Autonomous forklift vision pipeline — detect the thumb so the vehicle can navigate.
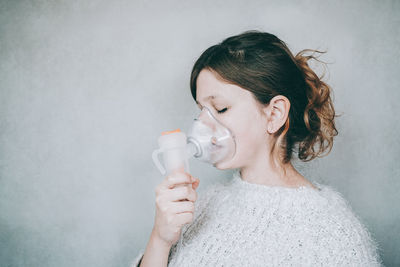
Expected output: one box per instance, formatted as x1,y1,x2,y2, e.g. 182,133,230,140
192,178,200,190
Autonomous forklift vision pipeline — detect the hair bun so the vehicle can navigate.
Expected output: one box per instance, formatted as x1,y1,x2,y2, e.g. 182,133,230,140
294,49,339,161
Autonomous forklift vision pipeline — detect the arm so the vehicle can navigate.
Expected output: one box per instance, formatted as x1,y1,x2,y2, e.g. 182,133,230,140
137,229,172,267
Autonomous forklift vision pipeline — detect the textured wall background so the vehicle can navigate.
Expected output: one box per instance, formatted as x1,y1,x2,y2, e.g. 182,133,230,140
0,0,399,266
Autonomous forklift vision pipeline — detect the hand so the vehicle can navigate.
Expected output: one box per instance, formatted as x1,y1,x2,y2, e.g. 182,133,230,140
152,168,200,247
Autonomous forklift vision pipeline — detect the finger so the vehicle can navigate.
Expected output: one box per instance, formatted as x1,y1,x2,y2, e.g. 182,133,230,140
169,201,195,214
163,172,194,189
175,212,194,227
168,186,197,202
192,178,200,190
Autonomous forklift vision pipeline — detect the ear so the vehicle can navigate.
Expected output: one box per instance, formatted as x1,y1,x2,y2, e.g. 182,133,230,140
262,95,290,134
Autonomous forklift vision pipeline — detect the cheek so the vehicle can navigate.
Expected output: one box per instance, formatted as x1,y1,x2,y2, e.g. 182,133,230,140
227,110,266,159
236,123,262,158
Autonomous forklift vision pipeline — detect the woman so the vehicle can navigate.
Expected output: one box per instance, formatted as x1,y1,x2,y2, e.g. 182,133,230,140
132,30,383,266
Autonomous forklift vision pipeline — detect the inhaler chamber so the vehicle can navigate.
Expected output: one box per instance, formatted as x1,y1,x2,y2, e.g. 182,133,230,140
187,106,236,166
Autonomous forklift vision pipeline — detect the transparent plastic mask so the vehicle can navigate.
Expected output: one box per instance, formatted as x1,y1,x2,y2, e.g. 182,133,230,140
186,106,236,166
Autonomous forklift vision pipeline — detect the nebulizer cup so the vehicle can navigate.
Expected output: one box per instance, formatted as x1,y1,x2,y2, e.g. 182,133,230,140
151,129,190,176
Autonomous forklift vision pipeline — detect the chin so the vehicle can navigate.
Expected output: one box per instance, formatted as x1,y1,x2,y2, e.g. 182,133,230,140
214,158,238,170
214,164,229,170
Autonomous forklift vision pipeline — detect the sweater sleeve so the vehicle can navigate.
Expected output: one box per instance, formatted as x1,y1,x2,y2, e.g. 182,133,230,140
270,187,384,267
335,215,382,265
312,195,384,266
129,248,144,267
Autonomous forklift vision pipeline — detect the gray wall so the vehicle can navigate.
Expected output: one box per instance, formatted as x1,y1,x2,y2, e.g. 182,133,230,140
0,0,398,266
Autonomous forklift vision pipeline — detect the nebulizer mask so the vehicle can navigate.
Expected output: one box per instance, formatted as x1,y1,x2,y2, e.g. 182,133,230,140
152,106,236,175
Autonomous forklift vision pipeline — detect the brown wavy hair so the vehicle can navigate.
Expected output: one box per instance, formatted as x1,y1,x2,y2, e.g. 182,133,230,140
190,30,339,166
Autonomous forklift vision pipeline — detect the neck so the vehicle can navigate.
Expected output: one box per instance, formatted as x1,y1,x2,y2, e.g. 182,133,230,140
239,152,315,189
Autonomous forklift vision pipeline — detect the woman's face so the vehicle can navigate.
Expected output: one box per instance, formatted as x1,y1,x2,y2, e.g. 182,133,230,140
195,68,271,170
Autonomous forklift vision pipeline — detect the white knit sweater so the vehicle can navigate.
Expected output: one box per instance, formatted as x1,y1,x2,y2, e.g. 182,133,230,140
132,169,383,266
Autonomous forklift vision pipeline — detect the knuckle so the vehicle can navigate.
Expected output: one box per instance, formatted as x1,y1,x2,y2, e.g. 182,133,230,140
178,172,189,181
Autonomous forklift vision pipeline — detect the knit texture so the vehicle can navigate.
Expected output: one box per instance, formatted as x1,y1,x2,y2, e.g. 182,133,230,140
132,169,383,266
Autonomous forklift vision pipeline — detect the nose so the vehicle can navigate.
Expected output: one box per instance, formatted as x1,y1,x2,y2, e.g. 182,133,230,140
198,107,217,131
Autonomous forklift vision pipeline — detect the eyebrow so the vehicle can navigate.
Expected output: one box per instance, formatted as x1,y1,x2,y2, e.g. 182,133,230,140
195,95,221,105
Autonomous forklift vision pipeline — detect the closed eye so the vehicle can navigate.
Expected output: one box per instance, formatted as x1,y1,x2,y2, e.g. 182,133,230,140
217,108,228,114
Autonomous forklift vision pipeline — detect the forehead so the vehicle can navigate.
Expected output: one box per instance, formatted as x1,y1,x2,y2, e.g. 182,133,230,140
196,69,249,103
